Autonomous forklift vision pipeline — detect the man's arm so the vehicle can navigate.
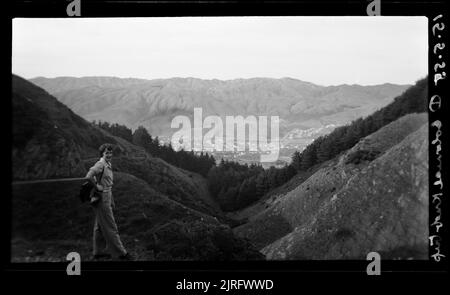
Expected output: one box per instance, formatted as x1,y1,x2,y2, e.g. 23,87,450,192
86,161,103,183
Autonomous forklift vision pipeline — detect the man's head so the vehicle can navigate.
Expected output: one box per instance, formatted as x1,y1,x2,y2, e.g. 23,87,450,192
99,143,114,162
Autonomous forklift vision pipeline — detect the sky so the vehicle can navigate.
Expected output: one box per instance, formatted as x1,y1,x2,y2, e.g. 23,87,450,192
12,17,427,86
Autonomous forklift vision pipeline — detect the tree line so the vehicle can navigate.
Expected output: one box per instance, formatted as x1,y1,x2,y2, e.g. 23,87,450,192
207,160,297,211
92,120,298,211
92,121,215,177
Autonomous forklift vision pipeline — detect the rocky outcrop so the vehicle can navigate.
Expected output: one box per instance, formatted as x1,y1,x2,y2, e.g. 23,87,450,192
234,113,428,259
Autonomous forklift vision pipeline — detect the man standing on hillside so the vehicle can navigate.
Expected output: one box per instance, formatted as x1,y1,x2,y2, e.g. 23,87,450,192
86,143,133,260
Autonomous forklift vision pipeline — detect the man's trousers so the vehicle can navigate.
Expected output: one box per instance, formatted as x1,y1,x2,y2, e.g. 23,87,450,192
92,190,127,257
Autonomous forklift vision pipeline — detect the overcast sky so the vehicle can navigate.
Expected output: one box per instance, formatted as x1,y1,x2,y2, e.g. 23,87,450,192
12,17,427,86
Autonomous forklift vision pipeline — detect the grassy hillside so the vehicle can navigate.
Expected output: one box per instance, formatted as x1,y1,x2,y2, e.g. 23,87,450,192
12,74,122,180
13,74,221,218
13,75,116,157
12,172,263,261
11,74,262,261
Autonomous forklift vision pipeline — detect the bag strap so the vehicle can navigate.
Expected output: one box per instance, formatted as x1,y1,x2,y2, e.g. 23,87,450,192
96,166,105,185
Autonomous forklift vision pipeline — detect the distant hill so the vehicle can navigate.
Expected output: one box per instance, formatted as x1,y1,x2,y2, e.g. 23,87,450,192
29,76,410,138
30,76,150,93
233,113,428,259
11,74,263,261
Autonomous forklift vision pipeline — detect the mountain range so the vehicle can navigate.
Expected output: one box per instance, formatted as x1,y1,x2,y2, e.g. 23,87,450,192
30,76,410,141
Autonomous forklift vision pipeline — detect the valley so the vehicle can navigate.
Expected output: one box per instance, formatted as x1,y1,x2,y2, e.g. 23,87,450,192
11,74,429,261
30,76,410,167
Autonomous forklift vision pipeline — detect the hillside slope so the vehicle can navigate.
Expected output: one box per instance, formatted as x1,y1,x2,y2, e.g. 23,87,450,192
12,172,262,261
12,74,220,217
234,113,428,259
12,74,261,261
